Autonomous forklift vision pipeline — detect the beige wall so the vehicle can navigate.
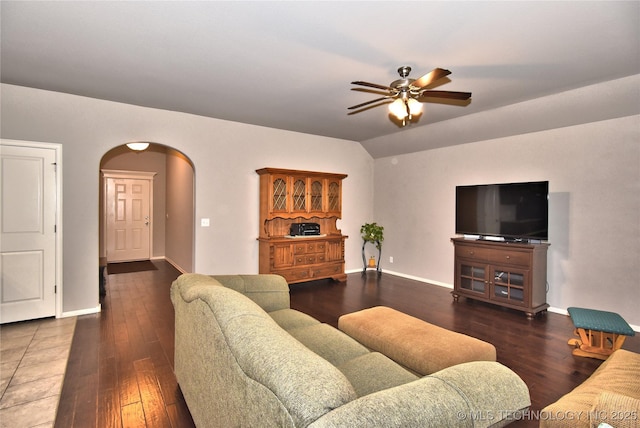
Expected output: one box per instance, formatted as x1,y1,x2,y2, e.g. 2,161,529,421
1,83,374,314
373,115,640,326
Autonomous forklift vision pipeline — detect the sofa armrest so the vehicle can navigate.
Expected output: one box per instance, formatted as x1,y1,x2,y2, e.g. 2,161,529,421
309,361,530,428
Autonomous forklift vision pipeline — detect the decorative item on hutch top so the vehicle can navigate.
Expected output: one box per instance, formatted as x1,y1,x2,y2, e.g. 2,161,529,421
256,168,347,284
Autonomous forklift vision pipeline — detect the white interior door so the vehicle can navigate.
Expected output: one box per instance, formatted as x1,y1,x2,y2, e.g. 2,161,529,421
104,171,154,263
1,143,58,324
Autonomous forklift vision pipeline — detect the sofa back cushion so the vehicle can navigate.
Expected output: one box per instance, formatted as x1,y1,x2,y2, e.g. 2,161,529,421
186,282,357,427
210,274,291,312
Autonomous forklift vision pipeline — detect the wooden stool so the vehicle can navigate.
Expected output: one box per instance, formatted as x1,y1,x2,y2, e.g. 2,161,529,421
567,307,635,360
338,306,496,375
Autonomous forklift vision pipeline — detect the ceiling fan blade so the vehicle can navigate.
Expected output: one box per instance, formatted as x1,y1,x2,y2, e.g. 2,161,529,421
351,81,393,91
420,90,472,100
351,87,390,96
411,68,451,89
348,96,393,110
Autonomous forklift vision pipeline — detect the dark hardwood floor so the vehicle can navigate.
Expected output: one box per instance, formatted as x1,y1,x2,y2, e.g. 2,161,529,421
56,260,640,427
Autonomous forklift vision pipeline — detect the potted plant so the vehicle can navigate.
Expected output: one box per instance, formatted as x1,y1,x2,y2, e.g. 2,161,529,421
361,222,384,250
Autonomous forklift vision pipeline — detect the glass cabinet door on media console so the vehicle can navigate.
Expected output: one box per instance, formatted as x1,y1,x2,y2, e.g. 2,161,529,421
491,267,528,306
456,261,490,298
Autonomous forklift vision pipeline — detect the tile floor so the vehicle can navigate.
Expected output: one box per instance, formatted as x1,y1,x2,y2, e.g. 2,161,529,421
0,316,76,428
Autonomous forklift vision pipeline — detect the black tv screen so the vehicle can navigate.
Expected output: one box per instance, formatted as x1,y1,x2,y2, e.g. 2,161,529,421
455,181,549,241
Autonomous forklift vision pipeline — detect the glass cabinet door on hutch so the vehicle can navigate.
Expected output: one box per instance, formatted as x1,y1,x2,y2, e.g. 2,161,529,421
308,178,324,215
269,175,289,215
290,176,307,214
326,179,342,216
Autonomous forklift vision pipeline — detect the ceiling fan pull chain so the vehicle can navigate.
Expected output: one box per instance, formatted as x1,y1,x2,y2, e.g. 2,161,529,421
404,99,411,121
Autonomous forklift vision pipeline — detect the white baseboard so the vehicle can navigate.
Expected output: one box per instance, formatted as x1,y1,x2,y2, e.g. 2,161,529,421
163,256,188,274
547,306,568,316
61,304,101,318
345,268,452,289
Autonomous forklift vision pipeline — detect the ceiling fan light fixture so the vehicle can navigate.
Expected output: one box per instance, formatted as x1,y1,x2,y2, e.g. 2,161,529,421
126,141,150,151
389,97,422,121
389,98,409,119
407,98,422,115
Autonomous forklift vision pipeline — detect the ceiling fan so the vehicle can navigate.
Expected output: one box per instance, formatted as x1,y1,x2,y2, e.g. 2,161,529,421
348,66,471,126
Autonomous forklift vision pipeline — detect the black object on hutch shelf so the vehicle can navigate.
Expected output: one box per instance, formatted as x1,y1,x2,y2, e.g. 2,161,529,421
451,237,550,319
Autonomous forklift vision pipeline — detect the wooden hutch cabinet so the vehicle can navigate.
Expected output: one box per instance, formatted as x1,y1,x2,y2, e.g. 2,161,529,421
451,237,550,318
257,168,347,284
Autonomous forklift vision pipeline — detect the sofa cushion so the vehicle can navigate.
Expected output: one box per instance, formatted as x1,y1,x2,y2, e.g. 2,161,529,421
309,361,530,428
337,352,419,397
427,361,531,418
269,308,321,331
287,323,370,367
189,283,357,427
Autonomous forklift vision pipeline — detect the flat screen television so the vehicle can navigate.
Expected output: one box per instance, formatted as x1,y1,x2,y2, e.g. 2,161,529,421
455,181,549,241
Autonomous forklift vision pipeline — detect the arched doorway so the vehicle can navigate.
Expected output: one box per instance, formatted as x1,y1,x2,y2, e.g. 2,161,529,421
98,143,195,273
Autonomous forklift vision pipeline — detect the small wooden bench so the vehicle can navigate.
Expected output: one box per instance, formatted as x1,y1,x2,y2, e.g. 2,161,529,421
338,306,496,375
567,307,635,360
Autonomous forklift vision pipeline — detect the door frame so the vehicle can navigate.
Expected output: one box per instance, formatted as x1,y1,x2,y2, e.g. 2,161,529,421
101,169,156,262
0,139,63,319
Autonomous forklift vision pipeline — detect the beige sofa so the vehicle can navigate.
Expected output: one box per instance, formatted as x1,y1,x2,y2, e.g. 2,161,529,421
540,349,640,428
171,273,531,427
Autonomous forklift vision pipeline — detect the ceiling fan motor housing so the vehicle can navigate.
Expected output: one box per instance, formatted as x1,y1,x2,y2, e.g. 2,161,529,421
392,66,420,94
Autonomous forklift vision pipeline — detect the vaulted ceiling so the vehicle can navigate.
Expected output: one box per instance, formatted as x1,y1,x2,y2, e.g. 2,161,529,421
2,1,639,158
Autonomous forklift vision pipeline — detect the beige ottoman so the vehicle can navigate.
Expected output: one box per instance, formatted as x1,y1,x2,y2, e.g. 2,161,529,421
338,306,496,375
